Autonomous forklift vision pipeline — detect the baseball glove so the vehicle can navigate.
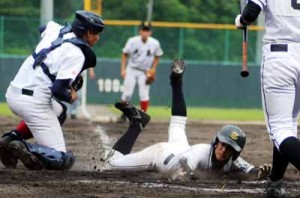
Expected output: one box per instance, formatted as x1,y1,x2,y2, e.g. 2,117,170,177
145,70,156,85
72,75,84,91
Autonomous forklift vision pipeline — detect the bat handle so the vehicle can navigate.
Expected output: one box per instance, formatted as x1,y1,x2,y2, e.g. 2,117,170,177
241,29,249,77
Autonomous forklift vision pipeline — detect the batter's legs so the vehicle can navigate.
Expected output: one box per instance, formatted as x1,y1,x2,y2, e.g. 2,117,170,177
269,146,289,181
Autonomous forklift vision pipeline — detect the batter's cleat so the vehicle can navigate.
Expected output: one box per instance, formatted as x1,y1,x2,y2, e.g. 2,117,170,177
266,179,286,198
8,140,44,170
115,102,151,128
170,59,185,85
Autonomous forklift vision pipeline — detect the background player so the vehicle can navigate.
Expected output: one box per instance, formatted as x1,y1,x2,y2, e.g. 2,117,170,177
118,21,163,121
235,1,300,197
3,11,104,170
102,60,270,180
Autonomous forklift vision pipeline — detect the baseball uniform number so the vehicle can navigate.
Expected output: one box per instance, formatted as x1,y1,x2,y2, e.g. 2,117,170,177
292,0,300,9
275,0,300,16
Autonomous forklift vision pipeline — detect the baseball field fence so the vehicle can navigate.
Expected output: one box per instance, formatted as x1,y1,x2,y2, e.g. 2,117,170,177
0,16,264,108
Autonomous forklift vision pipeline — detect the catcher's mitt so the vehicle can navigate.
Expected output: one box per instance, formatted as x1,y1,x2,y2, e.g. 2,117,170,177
72,75,84,91
145,70,156,85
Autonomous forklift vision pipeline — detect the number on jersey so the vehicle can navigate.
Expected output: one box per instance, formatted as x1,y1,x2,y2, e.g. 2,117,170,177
275,0,300,15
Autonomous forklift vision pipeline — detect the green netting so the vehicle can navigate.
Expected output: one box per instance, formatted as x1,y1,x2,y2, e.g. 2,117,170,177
0,16,262,64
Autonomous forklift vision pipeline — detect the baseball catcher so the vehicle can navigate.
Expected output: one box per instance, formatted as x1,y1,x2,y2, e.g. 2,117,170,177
1,10,104,170
101,60,271,180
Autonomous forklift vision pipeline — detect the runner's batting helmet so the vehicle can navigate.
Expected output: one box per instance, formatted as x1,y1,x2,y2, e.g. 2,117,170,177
72,10,105,37
211,125,246,160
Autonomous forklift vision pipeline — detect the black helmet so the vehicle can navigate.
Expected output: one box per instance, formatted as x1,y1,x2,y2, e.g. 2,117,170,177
212,125,246,153
72,10,105,37
139,21,152,31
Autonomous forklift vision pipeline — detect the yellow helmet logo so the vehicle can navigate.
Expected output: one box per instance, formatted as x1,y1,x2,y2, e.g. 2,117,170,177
230,131,239,140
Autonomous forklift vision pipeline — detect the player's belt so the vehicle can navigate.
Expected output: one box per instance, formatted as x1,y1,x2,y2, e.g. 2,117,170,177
130,67,147,72
270,44,288,52
22,89,34,96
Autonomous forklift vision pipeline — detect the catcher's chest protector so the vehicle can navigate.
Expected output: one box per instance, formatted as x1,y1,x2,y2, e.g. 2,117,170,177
32,23,96,82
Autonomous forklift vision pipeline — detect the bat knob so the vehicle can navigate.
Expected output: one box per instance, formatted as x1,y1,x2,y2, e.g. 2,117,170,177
240,70,249,78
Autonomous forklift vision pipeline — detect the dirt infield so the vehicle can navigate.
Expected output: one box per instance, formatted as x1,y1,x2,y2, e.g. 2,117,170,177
0,116,299,198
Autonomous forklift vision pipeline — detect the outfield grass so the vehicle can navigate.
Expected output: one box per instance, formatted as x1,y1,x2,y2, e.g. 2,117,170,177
147,106,264,121
111,105,265,121
0,103,264,121
0,103,13,116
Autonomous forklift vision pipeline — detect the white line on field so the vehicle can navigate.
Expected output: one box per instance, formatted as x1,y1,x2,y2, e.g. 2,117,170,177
95,125,115,164
96,125,113,149
71,179,264,194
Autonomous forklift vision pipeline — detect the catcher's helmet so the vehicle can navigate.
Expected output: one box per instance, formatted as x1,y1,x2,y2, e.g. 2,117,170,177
72,10,105,37
211,125,246,159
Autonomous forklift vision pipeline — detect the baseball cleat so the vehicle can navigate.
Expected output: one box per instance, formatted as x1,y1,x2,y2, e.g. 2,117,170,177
266,179,286,198
8,140,44,170
115,102,151,128
170,59,185,86
0,134,18,168
171,59,185,75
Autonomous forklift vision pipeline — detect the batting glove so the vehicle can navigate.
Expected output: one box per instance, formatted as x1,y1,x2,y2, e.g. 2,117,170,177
257,164,272,180
235,14,247,29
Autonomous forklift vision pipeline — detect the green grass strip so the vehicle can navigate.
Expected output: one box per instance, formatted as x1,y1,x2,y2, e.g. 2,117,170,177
0,103,13,116
112,105,264,121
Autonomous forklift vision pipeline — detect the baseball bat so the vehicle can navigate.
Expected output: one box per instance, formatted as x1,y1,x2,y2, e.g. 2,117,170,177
240,0,249,78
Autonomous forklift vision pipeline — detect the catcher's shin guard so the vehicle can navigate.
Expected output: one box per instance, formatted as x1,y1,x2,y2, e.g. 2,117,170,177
8,140,44,170
27,143,75,170
8,140,75,170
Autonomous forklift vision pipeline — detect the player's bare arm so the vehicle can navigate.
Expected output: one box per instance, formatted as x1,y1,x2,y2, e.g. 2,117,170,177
120,53,128,79
149,56,160,75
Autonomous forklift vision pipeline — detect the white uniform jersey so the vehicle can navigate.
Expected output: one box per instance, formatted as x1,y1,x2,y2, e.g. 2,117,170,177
166,144,254,174
252,0,300,43
123,35,163,71
104,116,254,175
10,21,85,93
